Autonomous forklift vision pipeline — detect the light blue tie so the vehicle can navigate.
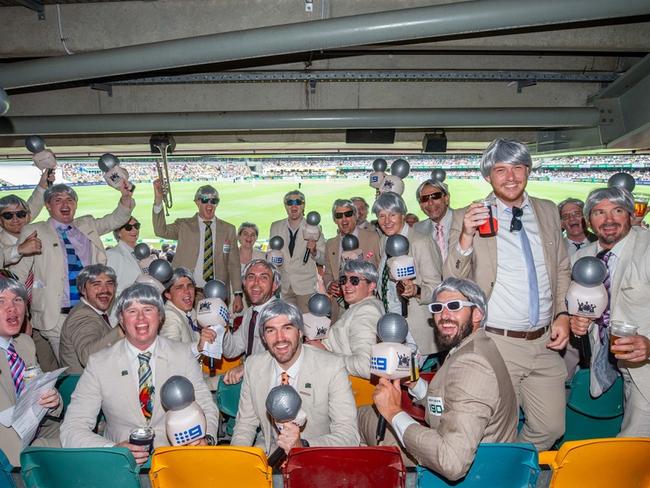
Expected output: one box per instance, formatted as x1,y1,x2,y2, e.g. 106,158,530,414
509,207,539,327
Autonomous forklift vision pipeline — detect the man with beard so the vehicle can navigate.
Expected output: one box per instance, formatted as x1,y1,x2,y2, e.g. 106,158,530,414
322,199,380,321
153,182,243,313
231,300,359,455
59,264,123,374
351,197,373,232
570,187,650,436
444,138,570,450
269,190,326,313
358,278,517,481
221,259,280,384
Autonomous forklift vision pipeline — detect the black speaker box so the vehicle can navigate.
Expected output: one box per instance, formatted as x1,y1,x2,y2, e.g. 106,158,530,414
422,133,447,153
346,129,395,144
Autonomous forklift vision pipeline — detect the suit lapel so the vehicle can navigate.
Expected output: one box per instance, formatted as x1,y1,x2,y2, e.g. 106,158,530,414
257,354,275,452
116,341,146,423
0,350,16,405
610,231,636,306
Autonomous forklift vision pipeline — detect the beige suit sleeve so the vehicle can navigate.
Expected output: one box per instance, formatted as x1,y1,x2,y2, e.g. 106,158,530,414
340,303,380,379
60,356,112,447
92,201,133,237
225,224,243,293
551,213,571,315
26,186,45,221
66,316,122,368
231,358,263,448
307,358,360,447
160,310,187,343
443,207,473,280
152,207,180,240
222,318,248,359
322,239,336,289
412,232,443,305
402,352,500,481
314,229,327,266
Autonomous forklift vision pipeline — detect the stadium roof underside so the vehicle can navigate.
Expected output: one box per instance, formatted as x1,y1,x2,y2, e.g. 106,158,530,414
0,0,649,158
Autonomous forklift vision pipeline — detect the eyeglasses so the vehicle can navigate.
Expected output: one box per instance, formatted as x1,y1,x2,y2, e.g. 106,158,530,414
428,300,475,314
339,275,370,286
334,210,354,219
509,206,523,232
560,211,582,221
419,192,445,204
285,199,304,206
198,197,219,205
1,211,28,220
121,222,141,231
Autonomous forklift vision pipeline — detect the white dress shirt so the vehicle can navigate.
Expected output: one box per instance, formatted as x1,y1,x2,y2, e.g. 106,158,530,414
486,194,553,331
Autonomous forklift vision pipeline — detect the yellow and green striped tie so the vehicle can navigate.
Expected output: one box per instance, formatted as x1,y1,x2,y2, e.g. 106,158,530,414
203,221,214,282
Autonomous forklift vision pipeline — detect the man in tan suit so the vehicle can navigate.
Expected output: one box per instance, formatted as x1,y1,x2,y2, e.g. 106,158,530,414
444,138,570,450
59,264,123,374
358,278,517,481
308,259,382,379
413,178,459,262
61,283,219,464
351,196,374,232
570,187,650,436
268,190,326,313
221,259,280,385
373,192,443,356
13,183,134,362
0,278,62,466
231,300,359,455
152,181,243,312
323,199,380,321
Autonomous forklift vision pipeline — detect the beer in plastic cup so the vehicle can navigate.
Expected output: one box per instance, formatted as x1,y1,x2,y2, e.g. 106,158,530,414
610,321,638,352
633,194,648,218
477,197,498,238
129,426,155,454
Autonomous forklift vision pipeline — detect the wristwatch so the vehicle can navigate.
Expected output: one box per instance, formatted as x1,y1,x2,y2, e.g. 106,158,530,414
204,434,216,446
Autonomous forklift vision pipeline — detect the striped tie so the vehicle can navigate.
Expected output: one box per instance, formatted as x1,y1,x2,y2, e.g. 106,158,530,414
25,269,34,304
58,227,83,306
138,352,154,420
203,221,214,282
7,343,25,397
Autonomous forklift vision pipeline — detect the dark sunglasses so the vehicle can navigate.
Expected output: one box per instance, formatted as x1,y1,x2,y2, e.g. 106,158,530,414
334,210,354,219
339,275,369,286
199,197,219,205
1,211,28,220
429,300,475,313
419,192,444,204
285,199,304,206
121,222,141,231
510,206,523,232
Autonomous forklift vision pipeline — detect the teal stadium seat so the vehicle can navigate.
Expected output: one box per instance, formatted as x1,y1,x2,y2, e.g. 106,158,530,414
562,368,623,444
20,447,141,488
216,375,242,437
0,449,16,488
416,443,540,488
55,374,81,412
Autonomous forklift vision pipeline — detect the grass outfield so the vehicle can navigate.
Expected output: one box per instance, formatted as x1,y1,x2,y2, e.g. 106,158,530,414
0,178,636,246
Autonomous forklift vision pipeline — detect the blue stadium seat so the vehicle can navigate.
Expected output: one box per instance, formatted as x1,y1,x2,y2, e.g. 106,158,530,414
20,447,141,488
0,449,16,488
216,376,242,437
416,443,540,488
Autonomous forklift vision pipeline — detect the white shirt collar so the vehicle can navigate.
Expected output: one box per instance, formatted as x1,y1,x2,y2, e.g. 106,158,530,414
0,336,13,351
125,336,158,358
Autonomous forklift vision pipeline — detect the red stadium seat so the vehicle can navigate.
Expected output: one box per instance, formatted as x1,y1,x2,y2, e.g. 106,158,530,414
282,446,406,488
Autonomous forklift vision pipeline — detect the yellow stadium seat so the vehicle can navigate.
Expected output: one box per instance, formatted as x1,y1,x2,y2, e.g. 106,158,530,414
539,437,650,487
349,375,378,407
201,355,242,376
149,446,272,488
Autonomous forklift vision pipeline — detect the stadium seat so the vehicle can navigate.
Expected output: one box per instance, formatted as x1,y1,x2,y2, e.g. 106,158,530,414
0,449,16,488
149,446,272,487
201,355,242,377
349,375,378,407
561,368,623,444
20,447,141,488
55,374,81,412
416,443,540,488
539,438,650,487
283,446,406,488
215,375,243,436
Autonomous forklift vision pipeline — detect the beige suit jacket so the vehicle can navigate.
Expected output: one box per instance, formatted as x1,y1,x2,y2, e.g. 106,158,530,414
378,226,443,354
0,334,62,466
403,329,518,481
323,296,382,379
160,301,199,345
231,345,360,453
0,186,46,268
268,218,326,296
444,195,570,317
575,227,650,402
60,336,219,448
12,203,133,332
59,302,123,375
152,210,242,294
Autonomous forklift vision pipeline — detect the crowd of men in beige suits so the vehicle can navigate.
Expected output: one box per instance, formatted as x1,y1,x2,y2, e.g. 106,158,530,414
0,137,648,481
